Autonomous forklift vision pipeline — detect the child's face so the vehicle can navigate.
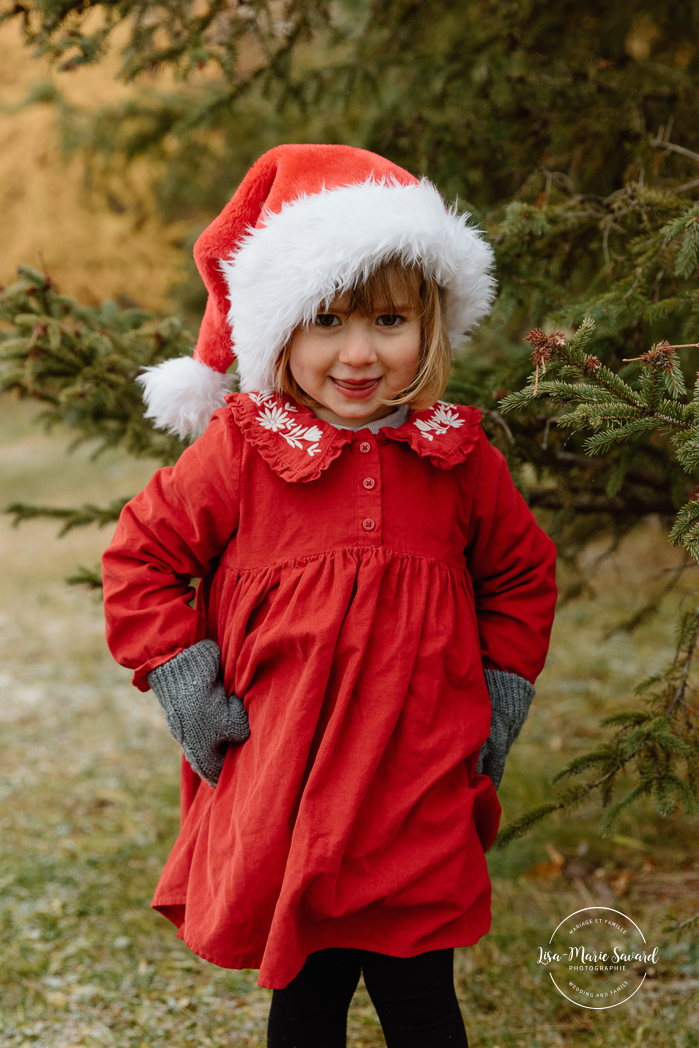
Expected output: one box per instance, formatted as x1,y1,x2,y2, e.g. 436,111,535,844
287,275,422,426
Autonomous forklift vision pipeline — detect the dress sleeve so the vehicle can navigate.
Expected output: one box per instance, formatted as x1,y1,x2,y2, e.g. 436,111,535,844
465,428,557,684
101,408,241,691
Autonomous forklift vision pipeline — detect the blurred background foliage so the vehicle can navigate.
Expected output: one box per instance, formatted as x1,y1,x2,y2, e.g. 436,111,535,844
2,1,699,839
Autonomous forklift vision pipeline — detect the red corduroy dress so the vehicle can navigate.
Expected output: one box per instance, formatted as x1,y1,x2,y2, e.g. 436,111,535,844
101,391,557,989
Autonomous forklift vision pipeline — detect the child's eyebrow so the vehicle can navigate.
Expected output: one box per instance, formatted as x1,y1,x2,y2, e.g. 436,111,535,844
372,302,413,314
318,302,414,316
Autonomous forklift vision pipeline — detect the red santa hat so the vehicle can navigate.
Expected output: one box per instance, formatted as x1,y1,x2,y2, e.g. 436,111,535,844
138,143,496,438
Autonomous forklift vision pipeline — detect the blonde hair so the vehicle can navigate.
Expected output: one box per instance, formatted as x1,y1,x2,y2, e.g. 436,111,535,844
274,261,452,412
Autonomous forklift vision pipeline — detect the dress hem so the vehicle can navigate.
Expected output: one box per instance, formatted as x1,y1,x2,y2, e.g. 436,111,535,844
156,927,493,989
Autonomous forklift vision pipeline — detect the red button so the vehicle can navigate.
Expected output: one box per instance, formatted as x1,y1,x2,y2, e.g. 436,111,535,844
363,477,375,490
362,518,376,531
359,441,371,454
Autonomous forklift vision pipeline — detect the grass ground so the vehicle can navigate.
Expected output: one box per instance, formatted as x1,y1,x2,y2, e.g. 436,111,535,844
0,393,697,1047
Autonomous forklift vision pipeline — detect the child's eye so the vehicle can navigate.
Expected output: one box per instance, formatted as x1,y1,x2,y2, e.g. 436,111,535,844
314,314,341,327
376,315,405,327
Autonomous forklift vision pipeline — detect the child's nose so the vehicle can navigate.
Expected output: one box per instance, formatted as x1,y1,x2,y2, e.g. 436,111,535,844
337,327,378,366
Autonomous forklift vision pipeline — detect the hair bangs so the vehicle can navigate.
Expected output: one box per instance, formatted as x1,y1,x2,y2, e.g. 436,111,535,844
339,263,425,319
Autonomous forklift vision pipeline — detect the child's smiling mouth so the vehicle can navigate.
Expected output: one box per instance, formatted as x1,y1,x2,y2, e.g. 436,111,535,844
330,376,382,399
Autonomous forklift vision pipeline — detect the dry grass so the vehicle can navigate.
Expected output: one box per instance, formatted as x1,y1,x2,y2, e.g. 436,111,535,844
0,393,697,1047
0,21,187,309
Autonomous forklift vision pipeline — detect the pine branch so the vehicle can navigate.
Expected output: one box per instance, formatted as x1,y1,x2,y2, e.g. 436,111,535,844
494,767,620,848
65,567,104,590
527,488,676,517
5,499,129,536
667,610,699,714
0,2,335,83
0,266,191,464
497,599,699,848
666,909,699,932
0,268,191,582
498,323,699,844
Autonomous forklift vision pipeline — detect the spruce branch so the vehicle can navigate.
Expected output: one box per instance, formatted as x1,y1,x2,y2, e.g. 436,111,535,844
0,266,191,464
666,909,699,932
5,499,130,537
497,321,699,845
496,644,699,848
667,609,699,715
65,567,104,590
0,267,196,581
494,766,620,848
0,1,335,84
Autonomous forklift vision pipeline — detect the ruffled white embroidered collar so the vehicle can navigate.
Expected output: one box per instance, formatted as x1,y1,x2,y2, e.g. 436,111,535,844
227,391,483,483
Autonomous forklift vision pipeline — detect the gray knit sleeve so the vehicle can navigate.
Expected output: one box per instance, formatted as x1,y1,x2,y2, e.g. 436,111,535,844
147,639,250,788
475,669,535,791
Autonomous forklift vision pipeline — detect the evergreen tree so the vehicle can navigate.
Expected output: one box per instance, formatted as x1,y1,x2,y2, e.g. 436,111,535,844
3,0,699,849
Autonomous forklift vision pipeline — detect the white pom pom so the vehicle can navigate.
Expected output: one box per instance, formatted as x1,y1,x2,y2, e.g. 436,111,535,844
137,356,232,439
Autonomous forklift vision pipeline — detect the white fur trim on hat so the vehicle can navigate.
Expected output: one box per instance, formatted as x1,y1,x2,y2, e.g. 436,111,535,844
221,178,496,393
137,355,232,439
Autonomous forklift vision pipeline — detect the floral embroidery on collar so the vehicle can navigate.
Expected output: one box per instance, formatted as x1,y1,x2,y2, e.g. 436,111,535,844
227,391,482,482
227,391,353,483
384,400,481,470
249,392,324,456
413,402,465,441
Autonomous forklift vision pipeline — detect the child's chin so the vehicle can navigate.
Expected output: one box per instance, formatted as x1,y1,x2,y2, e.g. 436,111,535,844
327,390,384,415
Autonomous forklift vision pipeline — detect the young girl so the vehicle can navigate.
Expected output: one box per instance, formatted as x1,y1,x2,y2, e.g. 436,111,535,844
102,144,557,1047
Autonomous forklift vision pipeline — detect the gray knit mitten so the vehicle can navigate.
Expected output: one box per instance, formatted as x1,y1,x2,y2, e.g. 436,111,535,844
147,639,250,788
475,669,535,791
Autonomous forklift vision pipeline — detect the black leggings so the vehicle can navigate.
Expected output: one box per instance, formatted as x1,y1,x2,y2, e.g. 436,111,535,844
267,946,468,1047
